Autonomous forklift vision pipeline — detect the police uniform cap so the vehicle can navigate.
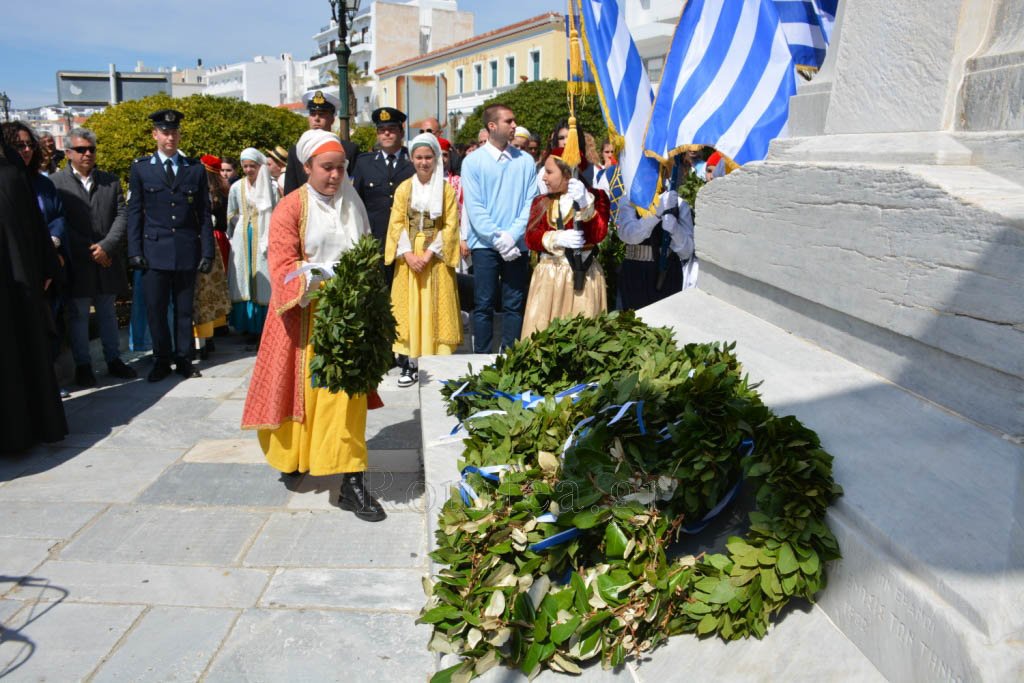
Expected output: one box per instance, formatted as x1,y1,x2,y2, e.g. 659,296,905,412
149,109,184,130
302,90,340,113
372,107,406,127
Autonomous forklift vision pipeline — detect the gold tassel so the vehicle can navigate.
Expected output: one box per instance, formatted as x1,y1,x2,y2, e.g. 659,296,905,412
561,115,582,169
569,24,584,84
565,3,594,95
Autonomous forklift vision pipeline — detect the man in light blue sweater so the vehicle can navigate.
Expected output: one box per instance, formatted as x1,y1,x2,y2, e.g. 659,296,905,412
461,103,538,352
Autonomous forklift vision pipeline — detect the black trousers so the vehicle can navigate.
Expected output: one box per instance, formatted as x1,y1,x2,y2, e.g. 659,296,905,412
143,268,196,364
618,255,683,311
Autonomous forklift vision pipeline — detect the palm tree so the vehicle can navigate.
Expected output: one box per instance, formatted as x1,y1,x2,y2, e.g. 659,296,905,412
327,62,369,122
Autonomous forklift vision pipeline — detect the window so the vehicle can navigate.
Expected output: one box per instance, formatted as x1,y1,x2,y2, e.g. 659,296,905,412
473,63,482,90
530,50,541,81
506,56,515,84
456,67,464,94
489,60,498,88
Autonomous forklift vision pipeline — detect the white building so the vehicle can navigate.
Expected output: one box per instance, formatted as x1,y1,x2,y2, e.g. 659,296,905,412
623,0,682,86
305,0,473,124
204,55,302,106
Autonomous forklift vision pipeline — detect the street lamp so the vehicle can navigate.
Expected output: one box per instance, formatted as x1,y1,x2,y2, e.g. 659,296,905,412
0,92,10,123
329,0,361,141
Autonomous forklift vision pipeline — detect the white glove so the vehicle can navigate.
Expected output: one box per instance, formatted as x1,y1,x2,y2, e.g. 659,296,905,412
536,172,549,196
500,246,522,262
663,210,695,260
553,230,585,249
656,190,679,217
567,178,589,208
493,231,515,254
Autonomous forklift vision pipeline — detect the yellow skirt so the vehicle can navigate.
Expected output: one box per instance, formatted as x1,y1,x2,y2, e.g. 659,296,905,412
257,306,368,476
521,253,607,338
193,315,227,339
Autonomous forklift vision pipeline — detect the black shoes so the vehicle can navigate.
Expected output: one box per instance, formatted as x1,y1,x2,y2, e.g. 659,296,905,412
175,359,202,379
339,472,386,522
397,366,417,388
148,362,173,382
107,358,138,379
199,339,216,360
74,364,97,388
396,356,418,388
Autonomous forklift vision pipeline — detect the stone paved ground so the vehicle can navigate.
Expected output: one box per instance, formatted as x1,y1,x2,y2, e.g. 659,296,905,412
0,334,437,681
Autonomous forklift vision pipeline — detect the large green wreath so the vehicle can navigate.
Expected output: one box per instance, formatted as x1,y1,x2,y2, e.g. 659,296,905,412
422,312,842,682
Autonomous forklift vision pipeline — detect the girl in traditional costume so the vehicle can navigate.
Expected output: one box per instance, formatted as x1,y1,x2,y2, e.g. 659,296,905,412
521,148,610,337
227,148,276,343
384,133,462,387
192,155,232,360
241,130,386,522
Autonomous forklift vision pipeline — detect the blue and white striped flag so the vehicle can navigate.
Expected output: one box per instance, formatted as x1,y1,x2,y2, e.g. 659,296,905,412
641,0,797,207
774,0,837,70
575,0,663,211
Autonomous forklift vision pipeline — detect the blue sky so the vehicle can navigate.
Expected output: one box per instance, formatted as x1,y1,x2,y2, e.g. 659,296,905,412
0,0,562,109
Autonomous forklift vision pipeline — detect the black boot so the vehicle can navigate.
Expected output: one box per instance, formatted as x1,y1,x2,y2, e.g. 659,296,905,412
339,472,386,522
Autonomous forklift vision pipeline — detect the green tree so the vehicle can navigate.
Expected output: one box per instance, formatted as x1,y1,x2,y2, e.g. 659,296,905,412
350,124,378,154
454,79,607,149
85,93,308,186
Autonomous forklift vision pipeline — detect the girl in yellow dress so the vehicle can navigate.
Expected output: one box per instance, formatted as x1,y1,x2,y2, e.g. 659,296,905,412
384,133,462,387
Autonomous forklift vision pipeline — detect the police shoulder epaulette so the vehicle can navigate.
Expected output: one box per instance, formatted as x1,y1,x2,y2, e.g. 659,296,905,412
133,155,151,164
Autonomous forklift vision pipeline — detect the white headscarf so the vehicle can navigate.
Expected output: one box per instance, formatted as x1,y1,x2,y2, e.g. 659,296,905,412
295,129,370,275
240,147,275,213
408,133,443,220
296,129,344,165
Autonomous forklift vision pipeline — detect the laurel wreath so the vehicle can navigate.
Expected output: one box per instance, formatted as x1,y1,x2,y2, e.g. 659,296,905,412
422,312,842,682
307,235,397,396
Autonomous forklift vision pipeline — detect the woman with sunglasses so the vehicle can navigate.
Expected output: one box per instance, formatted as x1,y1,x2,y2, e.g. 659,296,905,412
3,122,71,392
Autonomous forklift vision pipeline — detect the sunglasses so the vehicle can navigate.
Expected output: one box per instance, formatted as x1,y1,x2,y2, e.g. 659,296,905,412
419,128,435,134
13,141,36,149
70,145,96,154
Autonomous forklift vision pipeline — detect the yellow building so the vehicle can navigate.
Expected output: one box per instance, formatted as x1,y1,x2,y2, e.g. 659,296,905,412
376,12,568,131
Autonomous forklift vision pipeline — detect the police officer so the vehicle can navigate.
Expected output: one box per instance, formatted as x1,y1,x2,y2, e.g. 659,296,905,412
350,107,414,254
283,90,359,195
126,109,214,382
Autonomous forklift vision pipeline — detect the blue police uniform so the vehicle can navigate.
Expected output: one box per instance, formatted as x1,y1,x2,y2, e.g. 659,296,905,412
126,110,214,378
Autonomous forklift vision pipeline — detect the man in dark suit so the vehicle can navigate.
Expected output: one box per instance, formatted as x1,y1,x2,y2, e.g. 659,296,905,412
283,90,359,195
126,109,214,382
52,127,137,387
350,107,413,251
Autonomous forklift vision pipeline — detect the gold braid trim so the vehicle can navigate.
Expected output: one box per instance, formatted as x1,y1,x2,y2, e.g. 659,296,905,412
274,189,311,315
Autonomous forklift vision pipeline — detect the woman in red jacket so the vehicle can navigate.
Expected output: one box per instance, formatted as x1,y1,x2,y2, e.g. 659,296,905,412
521,148,610,338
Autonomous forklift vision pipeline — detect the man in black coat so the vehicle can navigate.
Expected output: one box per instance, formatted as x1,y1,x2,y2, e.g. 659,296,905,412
126,109,214,382
0,147,67,451
52,127,137,387
283,90,359,195
349,107,413,251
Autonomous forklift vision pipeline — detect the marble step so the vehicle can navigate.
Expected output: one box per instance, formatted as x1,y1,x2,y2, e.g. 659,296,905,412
638,290,1024,682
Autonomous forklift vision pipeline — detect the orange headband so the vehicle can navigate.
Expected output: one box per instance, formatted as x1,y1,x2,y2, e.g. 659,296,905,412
311,140,344,157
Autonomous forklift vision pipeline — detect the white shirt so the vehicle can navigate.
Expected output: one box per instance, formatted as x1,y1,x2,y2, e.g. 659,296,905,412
71,167,93,193
481,140,514,164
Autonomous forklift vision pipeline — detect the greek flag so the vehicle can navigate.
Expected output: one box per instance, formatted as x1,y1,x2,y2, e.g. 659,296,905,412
774,0,837,69
575,0,663,211
641,0,797,206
